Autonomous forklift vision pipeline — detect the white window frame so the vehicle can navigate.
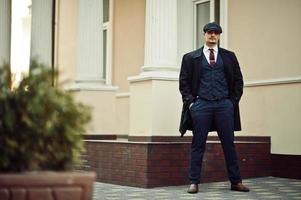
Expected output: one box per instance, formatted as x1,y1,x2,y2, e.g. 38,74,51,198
102,0,113,86
219,0,228,48
65,0,118,91
193,0,228,49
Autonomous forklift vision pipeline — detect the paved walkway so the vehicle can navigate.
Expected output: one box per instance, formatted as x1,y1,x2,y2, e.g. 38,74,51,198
93,176,301,200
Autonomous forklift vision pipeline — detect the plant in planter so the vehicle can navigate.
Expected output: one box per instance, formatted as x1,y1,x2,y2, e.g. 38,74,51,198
0,61,95,200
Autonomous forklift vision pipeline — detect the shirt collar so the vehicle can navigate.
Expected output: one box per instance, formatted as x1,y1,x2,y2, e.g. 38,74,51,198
204,44,218,53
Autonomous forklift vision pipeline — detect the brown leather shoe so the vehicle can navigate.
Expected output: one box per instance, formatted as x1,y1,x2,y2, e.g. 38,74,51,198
231,182,250,192
187,184,198,193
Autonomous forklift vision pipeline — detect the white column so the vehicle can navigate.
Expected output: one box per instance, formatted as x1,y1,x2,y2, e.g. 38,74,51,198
30,0,53,67
128,0,181,138
130,0,178,81
77,0,104,84
0,0,11,65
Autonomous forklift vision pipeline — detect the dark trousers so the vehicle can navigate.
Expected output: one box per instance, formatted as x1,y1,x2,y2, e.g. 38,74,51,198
189,98,241,184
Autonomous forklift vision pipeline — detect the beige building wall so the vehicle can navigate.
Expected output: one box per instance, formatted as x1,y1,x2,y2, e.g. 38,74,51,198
228,0,301,155
74,91,117,135
113,0,145,92
115,95,130,135
55,0,117,135
55,0,78,82
113,0,146,135
55,0,301,154
129,80,182,136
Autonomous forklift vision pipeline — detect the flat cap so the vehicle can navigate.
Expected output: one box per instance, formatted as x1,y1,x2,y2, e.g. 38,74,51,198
203,22,222,34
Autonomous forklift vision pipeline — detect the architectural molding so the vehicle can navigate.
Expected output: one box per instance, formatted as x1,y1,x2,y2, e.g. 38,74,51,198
143,0,178,71
116,92,130,98
128,70,179,83
129,70,301,86
141,65,179,72
128,75,301,85
64,82,118,91
245,76,301,87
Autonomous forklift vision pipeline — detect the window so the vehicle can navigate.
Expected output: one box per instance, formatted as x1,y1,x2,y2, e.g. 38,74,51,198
77,0,113,86
102,0,112,84
194,0,220,49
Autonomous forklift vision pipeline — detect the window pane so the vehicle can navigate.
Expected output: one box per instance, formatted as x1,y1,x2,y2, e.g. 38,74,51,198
215,0,220,24
196,2,209,49
103,29,107,79
103,0,109,23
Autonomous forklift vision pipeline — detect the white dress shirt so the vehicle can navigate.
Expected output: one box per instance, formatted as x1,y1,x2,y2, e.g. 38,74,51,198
203,44,218,64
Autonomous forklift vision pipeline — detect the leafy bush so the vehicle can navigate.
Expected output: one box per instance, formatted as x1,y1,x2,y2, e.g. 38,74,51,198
0,61,91,172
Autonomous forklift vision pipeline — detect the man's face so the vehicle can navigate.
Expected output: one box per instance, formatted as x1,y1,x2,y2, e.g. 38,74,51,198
204,31,220,46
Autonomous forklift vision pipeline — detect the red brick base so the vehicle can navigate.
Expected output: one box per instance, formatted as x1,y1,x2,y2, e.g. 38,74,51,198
84,136,271,188
271,154,301,179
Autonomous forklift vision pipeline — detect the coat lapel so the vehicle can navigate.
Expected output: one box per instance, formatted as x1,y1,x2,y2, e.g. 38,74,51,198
192,47,204,86
219,48,233,91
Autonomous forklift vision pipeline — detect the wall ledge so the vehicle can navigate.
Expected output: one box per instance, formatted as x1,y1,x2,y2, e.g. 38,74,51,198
245,76,301,87
64,82,118,91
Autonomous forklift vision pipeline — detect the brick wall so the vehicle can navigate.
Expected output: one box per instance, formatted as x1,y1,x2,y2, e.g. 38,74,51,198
271,154,301,179
84,136,271,188
85,142,148,187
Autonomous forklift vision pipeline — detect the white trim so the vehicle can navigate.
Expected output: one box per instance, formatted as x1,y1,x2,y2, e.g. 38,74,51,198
219,0,228,48
105,0,113,85
193,0,210,5
193,1,197,50
53,0,59,72
245,77,301,87
141,65,179,72
64,82,118,91
209,0,214,21
116,92,130,98
128,71,179,83
128,75,301,86
193,0,213,50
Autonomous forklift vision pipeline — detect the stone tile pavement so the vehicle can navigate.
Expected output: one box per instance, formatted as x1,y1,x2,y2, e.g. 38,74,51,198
93,177,301,200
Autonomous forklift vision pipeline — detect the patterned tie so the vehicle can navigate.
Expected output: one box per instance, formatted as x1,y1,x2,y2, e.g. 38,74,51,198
209,49,215,66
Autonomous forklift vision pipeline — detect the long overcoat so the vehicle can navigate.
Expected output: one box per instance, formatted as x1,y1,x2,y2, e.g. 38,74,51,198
179,47,244,136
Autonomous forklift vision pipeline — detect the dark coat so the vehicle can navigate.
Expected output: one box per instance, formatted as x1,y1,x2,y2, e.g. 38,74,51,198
179,47,244,136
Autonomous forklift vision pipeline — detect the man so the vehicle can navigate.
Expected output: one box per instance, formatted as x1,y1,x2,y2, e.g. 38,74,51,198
179,22,249,193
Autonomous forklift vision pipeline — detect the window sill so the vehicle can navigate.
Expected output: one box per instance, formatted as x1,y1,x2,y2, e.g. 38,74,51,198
64,82,118,91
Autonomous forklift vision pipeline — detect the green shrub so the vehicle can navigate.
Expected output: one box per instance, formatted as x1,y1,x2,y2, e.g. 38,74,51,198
0,61,91,172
